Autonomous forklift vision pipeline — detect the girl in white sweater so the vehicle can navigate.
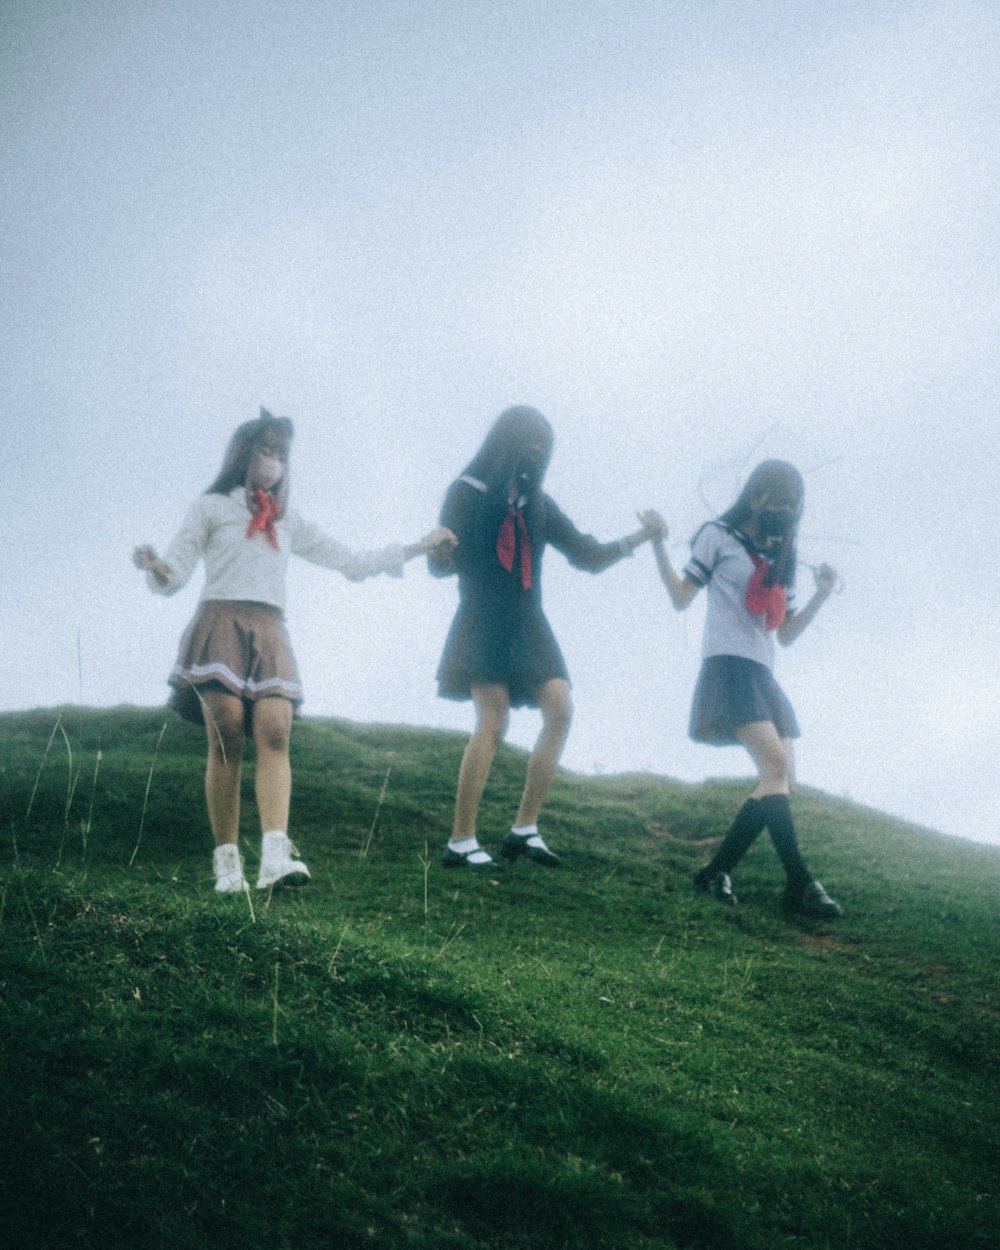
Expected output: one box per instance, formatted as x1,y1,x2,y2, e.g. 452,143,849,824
134,408,454,894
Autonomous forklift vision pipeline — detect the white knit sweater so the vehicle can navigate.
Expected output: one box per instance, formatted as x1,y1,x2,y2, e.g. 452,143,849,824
149,487,405,610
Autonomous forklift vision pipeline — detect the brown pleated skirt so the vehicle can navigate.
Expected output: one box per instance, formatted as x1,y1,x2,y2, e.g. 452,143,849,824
168,599,303,730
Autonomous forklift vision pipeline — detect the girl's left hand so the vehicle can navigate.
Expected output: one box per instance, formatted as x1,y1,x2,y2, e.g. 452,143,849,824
814,562,838,596
421,526,458,554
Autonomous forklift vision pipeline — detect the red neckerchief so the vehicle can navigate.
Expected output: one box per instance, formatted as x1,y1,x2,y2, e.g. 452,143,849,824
497,503,532,589
746,552,787,630
246,488,281,550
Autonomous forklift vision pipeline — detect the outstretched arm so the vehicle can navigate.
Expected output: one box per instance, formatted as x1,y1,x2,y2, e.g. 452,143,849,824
777,563,837,645
639,511,700,610
546,500,662,573
132,498,210,595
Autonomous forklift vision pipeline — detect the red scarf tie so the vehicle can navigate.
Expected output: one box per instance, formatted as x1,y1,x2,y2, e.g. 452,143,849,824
497,505,532,589
746,554,787,630
247,488,281,550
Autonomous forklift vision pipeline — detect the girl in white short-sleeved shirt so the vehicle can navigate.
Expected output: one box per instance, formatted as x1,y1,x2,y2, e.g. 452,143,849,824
642,460,842,918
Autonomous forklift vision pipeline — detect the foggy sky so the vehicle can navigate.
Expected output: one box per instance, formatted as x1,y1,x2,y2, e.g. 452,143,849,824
3,0,998,844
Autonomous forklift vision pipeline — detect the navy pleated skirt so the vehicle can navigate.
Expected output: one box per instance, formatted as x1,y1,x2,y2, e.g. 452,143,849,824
689,655,800,745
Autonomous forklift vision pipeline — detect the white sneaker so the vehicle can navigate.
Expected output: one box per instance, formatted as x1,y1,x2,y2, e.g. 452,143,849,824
256,830,311,890
213,843,249,893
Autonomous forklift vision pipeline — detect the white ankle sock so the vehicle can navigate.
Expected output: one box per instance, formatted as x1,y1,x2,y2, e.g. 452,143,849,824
448,836,481,853
512,824,548,849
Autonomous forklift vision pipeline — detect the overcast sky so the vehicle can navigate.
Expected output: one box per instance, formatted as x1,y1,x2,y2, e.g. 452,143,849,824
3,0,998,845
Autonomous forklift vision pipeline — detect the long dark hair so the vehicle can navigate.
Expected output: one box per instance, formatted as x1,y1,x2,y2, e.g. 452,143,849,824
206,407,294,514
717,459,803,587
461,405,554,528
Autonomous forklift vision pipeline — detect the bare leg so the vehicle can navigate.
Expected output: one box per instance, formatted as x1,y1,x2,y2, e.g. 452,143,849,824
515,678,573,826
451,683,510,841
200,688,246,847
252,696,294,833
784,737,797,791
735,720,792,797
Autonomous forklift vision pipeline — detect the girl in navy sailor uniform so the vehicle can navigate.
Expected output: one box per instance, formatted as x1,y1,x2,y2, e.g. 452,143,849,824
642,460,842,917
430,406,659,871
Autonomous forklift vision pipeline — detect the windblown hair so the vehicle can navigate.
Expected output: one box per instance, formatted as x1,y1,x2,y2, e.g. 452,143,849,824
461,405,554,529
716,459,804,587
206,408,294,514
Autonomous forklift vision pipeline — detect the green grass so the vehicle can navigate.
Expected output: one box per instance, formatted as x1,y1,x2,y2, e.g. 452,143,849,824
1,705,998,1249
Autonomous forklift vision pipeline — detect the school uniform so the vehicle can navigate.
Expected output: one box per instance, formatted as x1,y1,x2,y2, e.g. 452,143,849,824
683,521,800,744
150,486,406,726
432,475,634,707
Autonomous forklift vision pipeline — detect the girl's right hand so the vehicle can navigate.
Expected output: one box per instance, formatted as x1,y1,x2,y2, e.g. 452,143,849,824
132,545,158,570
133,545,171,586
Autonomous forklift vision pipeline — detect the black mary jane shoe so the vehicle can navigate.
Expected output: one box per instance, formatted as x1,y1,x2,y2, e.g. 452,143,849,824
694,869,737,906
500,832,561,867
441,845,502,873
783,879,843,918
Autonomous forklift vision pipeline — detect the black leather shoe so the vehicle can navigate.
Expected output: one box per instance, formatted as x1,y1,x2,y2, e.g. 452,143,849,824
441,845,501,872
500,832,560,867
694,869,737,906
783,880,842,917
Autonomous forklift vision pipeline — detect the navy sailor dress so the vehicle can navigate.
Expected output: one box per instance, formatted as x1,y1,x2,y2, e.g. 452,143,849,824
431,475,632,708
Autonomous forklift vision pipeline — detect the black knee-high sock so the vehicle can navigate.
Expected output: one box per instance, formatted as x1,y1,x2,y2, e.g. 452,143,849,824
707,798,767,875
757,794,811,890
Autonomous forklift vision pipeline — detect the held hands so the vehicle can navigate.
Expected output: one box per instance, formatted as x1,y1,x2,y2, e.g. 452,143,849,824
637,510,667,542
419,526,458,557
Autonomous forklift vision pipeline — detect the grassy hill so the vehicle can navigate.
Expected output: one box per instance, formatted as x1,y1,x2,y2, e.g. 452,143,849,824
1,705,998,1250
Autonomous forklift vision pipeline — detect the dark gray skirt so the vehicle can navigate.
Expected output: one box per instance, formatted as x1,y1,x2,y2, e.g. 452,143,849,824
436,601,569,708
689,655,800,745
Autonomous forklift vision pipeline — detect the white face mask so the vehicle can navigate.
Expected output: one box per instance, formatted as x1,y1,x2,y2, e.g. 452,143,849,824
254,455,284,490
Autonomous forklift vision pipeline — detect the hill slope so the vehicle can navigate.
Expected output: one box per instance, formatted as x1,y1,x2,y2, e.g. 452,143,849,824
1,706,998,1249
